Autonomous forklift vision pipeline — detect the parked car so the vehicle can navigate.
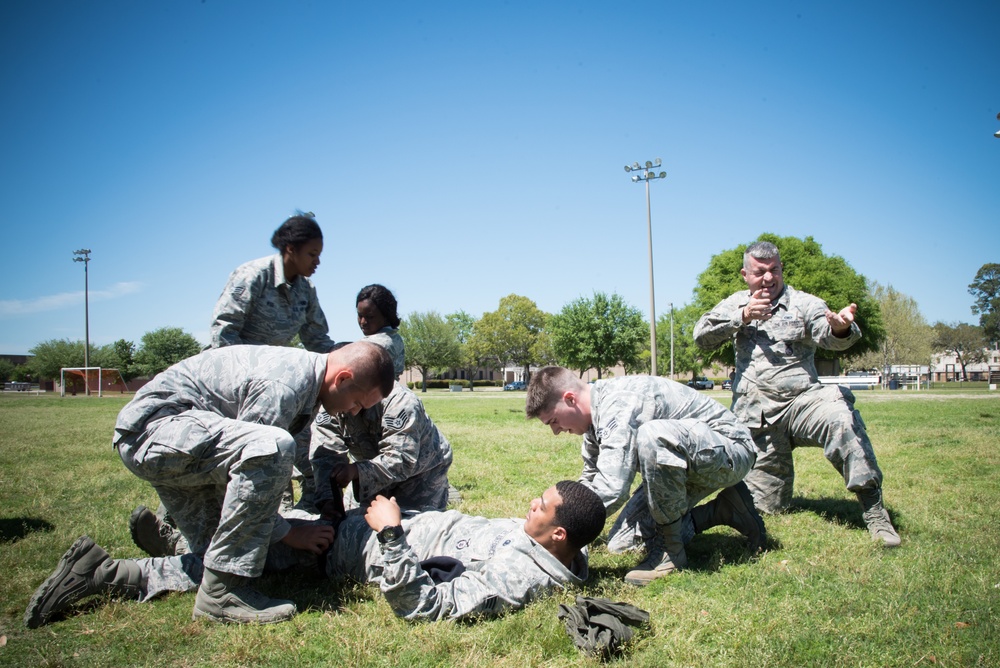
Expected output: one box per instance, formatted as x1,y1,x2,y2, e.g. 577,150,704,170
721,379,733,391
503,381,527,391
687,376,714,390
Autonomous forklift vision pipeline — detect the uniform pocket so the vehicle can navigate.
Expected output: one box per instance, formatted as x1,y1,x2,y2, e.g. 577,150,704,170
771,317,805,342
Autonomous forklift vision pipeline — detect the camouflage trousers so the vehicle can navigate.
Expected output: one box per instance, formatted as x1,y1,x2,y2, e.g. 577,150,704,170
136,512,368,601
342,463,452,514
116,410,296,578
606,490,696,554
286,425,316,512
744,383,883,514
632,419,756,529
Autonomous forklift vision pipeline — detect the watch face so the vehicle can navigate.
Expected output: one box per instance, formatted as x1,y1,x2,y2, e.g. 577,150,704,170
378,525,403,543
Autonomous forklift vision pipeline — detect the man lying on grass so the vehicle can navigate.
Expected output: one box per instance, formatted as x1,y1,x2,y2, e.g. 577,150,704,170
26,481,606,626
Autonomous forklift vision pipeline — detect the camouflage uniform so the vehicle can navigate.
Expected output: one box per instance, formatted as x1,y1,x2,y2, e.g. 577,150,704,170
693,285,883,513
209,254,338,352
113,346,327,577
581,376,756,548
365,327,405,379
132,509,589,622
311,382,453,512
209,253,342,510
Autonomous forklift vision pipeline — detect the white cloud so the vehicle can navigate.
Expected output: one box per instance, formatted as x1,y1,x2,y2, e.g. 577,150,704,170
0,282,143,317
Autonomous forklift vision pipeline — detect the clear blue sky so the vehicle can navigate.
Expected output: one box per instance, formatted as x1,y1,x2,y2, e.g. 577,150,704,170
2,1,997,356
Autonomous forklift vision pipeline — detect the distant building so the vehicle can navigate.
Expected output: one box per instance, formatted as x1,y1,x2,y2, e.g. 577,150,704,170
931,345,1000,382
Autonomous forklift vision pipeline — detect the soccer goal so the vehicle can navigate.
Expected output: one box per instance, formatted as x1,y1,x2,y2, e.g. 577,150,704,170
60,367,125,397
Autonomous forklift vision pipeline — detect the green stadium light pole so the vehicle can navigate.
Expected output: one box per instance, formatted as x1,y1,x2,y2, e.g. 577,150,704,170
624,158,667,376
73,249,91,395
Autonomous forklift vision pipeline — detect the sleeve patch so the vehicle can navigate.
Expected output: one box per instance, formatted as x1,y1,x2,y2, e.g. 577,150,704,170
597,416,618,440
384,413,407,430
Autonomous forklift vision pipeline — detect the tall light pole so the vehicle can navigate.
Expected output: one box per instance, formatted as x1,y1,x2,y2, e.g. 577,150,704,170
669,302,675,379
73,249,91,395
625,158,667,375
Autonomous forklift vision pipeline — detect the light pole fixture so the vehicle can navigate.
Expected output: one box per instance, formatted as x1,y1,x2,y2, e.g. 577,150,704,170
625,158,667,375
73,248,91,395
995,111,1000,138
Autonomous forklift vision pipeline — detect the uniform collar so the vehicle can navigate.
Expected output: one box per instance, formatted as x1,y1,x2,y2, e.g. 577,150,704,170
772,285,791,311
271,253,292,289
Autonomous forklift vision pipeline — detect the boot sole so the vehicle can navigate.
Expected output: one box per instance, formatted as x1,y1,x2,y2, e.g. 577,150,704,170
129,505,176,557
128,506,150,553
624,567,679,586
23,535,95,628
192,606,295,625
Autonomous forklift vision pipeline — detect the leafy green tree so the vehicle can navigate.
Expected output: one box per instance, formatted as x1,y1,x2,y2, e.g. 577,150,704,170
11,364,33,383
400,311,462,392
111,339,136,382
94,339,140,382
27,339,89,379
531,327,558,369
932,322,986,381
656,303,711,381
0,358,14,383
447,310,482,391
692,234,885,366
549,292,646,378
134,327,202,378
969,263,1000,345
852,282,933,376
625,342,651,376
469,294,547,382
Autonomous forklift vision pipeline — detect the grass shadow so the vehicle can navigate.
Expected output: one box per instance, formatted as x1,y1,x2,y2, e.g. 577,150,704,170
788,495,866,529
0,516,55,543
591,534,765,581
262,568,375,615
789,494,903,533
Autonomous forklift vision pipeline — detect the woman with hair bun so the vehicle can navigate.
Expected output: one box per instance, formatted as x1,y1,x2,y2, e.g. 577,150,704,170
210,212,339,352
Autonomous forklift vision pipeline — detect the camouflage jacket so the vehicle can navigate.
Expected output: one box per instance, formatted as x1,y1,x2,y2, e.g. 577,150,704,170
329,510,588,621
693,284,861,426
114,346,326,442
365,327,405,378
209,254,338,352
312,382,453,508
113,346,328,543
582,376,753,514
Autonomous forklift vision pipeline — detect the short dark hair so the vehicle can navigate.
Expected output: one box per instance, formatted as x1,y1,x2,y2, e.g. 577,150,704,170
271,212,322,252
356,284,401,328
334,341,395,398
525,366,583,419
553,480,606,551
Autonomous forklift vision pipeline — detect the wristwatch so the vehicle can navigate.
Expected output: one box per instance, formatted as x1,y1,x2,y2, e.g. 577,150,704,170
376,525,404,544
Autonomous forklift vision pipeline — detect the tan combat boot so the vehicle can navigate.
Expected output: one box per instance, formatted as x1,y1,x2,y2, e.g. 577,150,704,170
193,568,296,624
624,518,687,586
857,487,901,547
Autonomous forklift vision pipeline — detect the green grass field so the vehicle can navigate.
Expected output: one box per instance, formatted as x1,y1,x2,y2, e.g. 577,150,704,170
1,389,998,667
